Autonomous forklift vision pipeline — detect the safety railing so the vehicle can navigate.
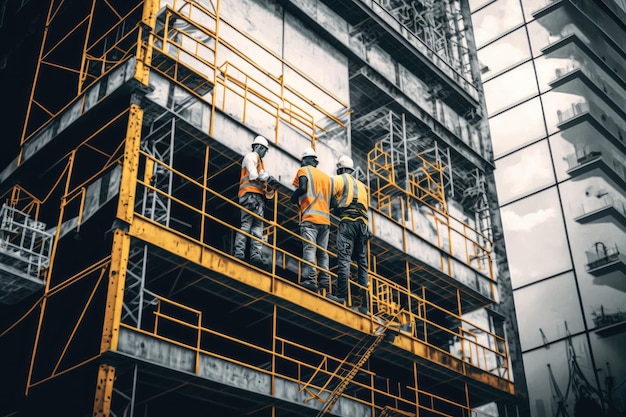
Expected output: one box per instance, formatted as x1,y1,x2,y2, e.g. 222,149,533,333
368,146,494,281
575,194,626,221
148,3,348,144
0,204,53,279
132,150,509,380
123,293,503,416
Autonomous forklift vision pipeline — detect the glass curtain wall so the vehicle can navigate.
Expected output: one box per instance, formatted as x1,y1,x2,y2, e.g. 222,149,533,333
470,1,626,416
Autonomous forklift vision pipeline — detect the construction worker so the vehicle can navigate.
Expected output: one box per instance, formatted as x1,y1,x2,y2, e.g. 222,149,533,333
233,135,274,268
327,155,370,314
290,146,332,293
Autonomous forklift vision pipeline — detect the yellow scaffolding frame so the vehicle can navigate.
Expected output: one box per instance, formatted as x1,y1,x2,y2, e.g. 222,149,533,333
7,0,512,415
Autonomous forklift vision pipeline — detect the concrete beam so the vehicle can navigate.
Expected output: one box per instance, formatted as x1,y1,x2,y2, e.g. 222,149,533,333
117,327,370,416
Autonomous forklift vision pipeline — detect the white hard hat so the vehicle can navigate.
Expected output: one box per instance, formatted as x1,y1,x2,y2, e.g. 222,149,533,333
252,135,269,149
301,146,318,160
337,155,354,171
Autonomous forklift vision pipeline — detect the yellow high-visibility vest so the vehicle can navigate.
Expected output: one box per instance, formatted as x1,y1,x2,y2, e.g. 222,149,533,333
332,173,368,223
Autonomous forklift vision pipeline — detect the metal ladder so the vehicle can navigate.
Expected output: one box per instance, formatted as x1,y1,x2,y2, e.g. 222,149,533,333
314,316,397,417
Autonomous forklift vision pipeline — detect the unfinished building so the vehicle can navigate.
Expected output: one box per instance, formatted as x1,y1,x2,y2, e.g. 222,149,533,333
0,0,527,416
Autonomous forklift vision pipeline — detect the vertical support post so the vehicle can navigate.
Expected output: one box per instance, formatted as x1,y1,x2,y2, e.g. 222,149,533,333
101,230,131,354
94,363,116,417
117,102,144,223
135,0,159,86
413,361,420,415
209,0,222,137
200,145,210,245
93,230,131,417
78,0,98,93
271,305,277,397
402,113,409,192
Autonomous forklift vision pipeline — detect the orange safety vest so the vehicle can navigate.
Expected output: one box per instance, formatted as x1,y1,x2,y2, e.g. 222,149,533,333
239,154,265,198
294,166,331,225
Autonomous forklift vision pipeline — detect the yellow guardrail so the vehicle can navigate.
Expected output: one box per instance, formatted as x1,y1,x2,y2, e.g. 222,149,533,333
132,150,509,380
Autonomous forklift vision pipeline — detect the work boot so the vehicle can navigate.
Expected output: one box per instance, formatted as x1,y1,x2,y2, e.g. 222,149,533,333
326,293,345,304
250,257,270,271
300,281,319,292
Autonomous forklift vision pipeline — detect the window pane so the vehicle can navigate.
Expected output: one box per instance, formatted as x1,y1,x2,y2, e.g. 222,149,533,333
540,90,586,136
489,97,547,157
557,178,626,331
526,19,555,57
534,54,573,93
514,272,584,351
469,0,492,12
521,0,552,22
495,140,555,203
472,0,524,48
483,62,538,115
522,334,594,417
548,127,626,183
500,187,572,287
478,27,531,81
589,332,626,401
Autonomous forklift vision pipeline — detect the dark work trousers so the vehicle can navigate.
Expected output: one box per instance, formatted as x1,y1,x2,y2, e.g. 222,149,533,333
335,220,369,308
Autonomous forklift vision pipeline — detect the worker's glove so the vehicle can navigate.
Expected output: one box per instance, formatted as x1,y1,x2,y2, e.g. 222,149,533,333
290,192,299,206
266,176,278,187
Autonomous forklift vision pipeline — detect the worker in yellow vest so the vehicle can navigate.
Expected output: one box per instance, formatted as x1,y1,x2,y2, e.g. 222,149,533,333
327,155,370,314
291,147,332,293
234,135,274,268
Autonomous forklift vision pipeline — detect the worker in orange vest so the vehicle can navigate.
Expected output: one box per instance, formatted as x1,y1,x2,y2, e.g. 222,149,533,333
290,147,332,293
234,135,274,268
327,155,370,314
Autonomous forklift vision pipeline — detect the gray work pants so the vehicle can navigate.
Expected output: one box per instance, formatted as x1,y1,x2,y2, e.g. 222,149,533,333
233,193,264,263
300,221,330,289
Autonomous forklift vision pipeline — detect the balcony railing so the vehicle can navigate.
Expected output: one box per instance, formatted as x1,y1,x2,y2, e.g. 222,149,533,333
574,195,626,225
585,242,626,275
0,204,54,304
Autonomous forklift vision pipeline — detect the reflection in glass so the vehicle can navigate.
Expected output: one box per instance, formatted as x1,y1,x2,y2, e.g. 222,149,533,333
500,187,572,288
468,0,491,13
534,54,578,93
540,90,587,136
472,0,524,48
521,0,554,22
548,132,577,182
483,62,538,115
478,27,531,81
523,334,598,417
526,19,556,57
513,272,583,351
489,97,547,157
495,140,555,204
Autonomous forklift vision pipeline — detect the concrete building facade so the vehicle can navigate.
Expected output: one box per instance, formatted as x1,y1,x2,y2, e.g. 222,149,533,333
471,0,626,416
0,0,528,416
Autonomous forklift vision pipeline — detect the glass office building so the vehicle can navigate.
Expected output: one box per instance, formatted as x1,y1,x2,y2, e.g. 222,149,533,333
471,0,626,416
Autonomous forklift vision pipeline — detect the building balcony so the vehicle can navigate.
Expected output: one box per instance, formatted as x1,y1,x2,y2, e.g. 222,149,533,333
565,145,626,190
550,65,626,122
556,101,626,153
592,305,626,337
585,242,626,276
0,204,53,304
573,195,626,226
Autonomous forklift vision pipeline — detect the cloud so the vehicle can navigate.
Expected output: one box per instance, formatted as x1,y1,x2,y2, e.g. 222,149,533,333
501,207,558,231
